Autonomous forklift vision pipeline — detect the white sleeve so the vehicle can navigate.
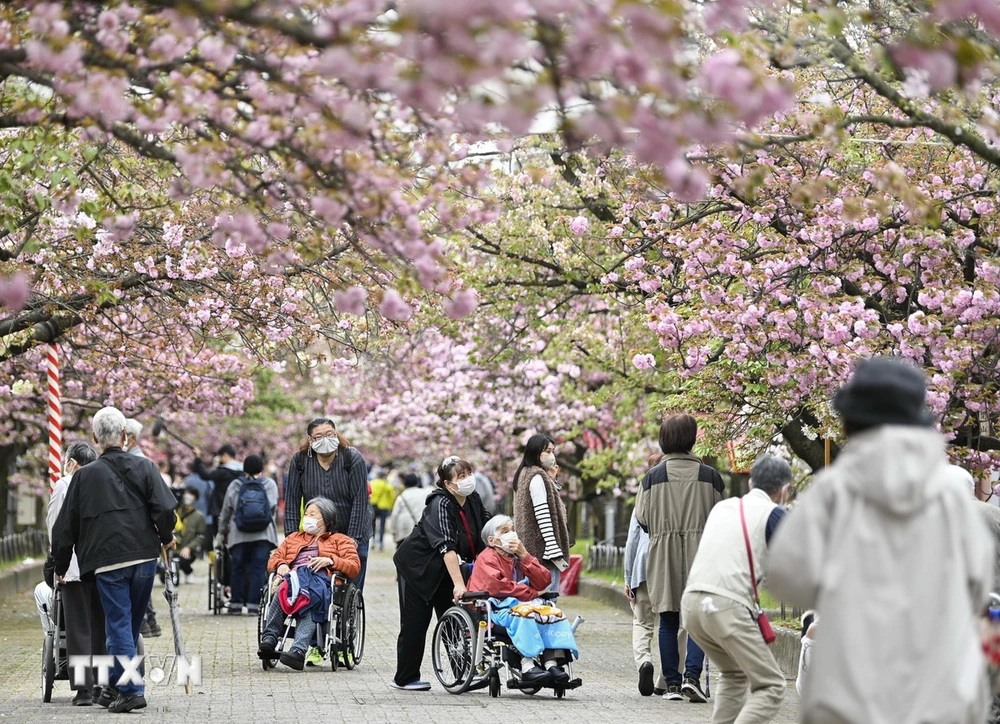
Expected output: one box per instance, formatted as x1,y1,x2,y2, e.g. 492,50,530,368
47,479,69,540
529,475,563,560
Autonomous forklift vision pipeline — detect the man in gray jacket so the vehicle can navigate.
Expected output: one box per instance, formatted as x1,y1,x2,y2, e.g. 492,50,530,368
769,357,993,724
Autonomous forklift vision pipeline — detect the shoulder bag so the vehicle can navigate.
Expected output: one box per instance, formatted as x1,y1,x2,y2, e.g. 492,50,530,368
739,498,776,645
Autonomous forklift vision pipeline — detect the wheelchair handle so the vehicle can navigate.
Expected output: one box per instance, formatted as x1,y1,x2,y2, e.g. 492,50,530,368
460,591,490,602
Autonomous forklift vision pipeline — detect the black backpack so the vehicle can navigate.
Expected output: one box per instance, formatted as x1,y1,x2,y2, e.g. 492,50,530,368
233,476,271,533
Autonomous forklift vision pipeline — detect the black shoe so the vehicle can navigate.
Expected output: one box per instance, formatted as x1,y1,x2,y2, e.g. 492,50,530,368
246,604,259,615
72,689,93,706
654,687,666,696
146,620,162,637
108,694,147,713
97,686,118,708
638,661,654,696
279,649,305,670
520,665,551,684
139,621,151,637
681,676,708,703
547,666,570,685
92,686,103,701
227,605,243,615
258,636,277,656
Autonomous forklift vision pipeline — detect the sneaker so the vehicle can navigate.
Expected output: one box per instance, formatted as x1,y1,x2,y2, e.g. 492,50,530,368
663,685,683,701
71,689,93,706
681,677,708,703
279,649,306,671
92,686,103,702
146,621,162,637
305,647,323,666
96,686,119,708
638,661,654,696
257,636,277,656
654,687,666,696
247,604,259,615
390,680,431,691
228,605,243,615
139,621,151,637
108,693,147,713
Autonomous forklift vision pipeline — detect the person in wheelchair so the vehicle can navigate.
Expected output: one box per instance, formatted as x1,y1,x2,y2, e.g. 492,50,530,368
256,497,360,670
468,515,579,686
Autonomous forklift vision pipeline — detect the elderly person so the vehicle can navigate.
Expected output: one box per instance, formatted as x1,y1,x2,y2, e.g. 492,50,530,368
635,413,725,703
52,407,177,714
46,441,104,707
392,456,491,691
218,455,278,615
681,454,792,723
769,358,994,724
468,515,578,685
257,497,360,671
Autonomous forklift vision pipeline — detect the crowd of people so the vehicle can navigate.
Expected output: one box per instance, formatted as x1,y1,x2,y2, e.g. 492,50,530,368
28,355,1000,723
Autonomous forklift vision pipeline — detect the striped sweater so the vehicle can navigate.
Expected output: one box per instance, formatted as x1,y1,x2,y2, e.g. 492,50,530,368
513,466,571,562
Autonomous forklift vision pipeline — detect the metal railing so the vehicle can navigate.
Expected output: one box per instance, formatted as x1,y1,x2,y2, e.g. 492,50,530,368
0,529,48,564
587,543,626,573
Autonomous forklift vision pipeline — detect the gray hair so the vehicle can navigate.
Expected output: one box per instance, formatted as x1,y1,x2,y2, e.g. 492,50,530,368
125,419,143,439
750,454,793,495
481,514,513,545
66,441,97,467
92,407,127,448
305,496,339,534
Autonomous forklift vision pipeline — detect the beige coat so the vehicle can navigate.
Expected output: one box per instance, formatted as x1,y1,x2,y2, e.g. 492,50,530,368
768,426,993,724
634,452,725,613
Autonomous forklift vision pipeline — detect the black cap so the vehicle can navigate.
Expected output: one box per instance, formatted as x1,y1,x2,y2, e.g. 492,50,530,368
243,455,264,476
833,357,936,431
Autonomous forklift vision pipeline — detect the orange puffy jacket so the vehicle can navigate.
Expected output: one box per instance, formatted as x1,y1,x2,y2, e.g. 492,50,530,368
267,531,361,579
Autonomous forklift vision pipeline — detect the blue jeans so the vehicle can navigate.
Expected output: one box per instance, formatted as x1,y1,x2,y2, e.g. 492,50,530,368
96,560,157,696
660,610,704,687
229,541,272,609
263,596,317,654
545,562,561,593
353,539,369,592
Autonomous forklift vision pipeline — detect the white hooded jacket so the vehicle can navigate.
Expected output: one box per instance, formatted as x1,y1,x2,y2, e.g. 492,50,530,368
768,426,993,724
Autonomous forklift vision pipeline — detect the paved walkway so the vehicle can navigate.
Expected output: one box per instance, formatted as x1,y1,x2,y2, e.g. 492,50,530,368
0,549,800,722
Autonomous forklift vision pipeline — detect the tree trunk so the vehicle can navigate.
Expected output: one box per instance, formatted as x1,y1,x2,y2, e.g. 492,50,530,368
781,409,840,472
0,442,24,535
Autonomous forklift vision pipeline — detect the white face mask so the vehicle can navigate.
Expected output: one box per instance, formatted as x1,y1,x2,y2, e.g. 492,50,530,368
311,436,339,455
303,516,322,534
63,462,78,479
452,475,477,497
498,531,519,552
540,452,556,469
182,494,196,506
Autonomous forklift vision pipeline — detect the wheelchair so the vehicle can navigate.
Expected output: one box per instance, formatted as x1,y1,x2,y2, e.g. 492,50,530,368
256,570,365,671
431,590,583,699
42,583,143,702
208,545,230,615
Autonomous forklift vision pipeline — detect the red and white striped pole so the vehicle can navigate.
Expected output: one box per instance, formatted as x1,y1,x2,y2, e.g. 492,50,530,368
46,344,62,492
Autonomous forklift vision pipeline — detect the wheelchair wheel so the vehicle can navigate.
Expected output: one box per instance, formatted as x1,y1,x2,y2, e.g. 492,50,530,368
554,687,565,699
42,629,54,703
521,686,540,696
431,606,477,694
489,670,501,698
340,586,364,670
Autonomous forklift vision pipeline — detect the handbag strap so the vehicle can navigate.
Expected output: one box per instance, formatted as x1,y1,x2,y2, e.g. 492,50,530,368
739,498,761,605
456,507,476,556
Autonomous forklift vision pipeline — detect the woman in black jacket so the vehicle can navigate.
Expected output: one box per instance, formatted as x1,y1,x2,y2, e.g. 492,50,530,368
391,456,491,691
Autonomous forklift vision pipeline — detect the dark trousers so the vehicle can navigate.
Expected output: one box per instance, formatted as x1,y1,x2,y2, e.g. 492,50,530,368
229,541,272,608
96,561,156,696
660,610,705,686
394,574,453,686
353,539,370,592
374,508,390,547
177,552,196,575
63,580,107,690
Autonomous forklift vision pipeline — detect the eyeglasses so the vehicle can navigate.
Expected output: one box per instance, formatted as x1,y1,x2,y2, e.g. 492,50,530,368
310,433,337,442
